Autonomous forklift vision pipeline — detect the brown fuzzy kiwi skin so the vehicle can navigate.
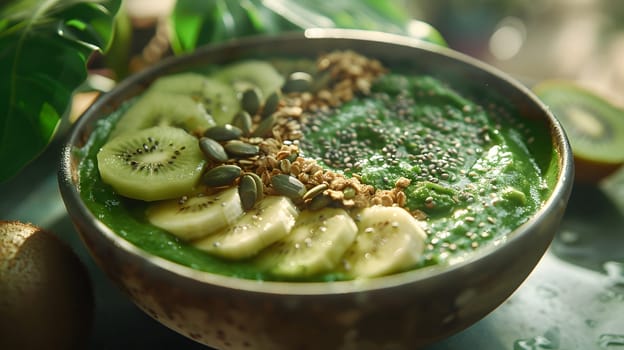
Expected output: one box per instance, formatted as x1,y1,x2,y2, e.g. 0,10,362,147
0,221,93,350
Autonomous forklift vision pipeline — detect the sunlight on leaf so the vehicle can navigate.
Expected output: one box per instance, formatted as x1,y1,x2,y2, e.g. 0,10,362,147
0,0,120,181
170,0,446,54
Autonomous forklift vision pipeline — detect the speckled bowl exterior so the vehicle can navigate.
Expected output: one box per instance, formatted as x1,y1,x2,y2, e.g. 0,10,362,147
59,29,574,350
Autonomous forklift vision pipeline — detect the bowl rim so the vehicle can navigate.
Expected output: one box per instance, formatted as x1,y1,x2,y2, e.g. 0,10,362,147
60,28,574,296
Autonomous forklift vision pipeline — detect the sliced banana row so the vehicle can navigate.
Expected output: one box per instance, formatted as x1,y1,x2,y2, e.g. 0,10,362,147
146,187,426,279
194,196,298,260
256,207,358,278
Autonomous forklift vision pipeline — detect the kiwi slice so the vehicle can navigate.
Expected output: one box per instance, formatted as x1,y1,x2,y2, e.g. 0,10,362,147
97,126,206,201
150,73,240,125
534,80,624,183
110,91,216,138
215,60,285,100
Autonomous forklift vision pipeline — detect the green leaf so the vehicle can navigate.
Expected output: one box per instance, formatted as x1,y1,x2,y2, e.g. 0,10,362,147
0,0,121,182
170,0,446,54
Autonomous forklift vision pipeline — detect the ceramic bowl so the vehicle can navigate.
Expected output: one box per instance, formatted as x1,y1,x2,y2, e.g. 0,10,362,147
59,29,574,349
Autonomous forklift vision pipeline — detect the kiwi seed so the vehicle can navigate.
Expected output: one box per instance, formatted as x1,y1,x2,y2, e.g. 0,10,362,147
97,126,205,201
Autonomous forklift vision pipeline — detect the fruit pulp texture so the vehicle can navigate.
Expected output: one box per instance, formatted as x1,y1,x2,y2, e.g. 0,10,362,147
77,71,552,280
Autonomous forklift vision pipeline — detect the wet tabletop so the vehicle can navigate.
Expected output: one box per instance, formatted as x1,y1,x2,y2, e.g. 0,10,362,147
1,139,622,350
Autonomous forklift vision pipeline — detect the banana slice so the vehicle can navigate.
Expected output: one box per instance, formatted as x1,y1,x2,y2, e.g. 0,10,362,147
193,196,298,260
343,206,427,278
145,187,244,240
258,208,358,278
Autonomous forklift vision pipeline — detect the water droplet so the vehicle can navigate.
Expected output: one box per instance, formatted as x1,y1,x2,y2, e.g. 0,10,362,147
513,327,560,350
559,230,580,244
604,261,624,286
537,285,558,299
585,319,598,328
598,334,624,348
598,286,624,303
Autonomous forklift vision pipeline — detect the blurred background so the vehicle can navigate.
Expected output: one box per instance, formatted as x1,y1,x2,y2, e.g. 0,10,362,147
100,0,624,104
411,0,624,105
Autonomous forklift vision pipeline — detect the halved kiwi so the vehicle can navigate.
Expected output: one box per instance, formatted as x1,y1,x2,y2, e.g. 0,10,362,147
533,80,624,183
214,60,285,100
110,91,215,138
149,73,240,125
97,126,206,201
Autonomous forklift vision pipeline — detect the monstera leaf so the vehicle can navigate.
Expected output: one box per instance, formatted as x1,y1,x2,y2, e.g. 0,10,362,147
0,0,121,181
170,0,446,53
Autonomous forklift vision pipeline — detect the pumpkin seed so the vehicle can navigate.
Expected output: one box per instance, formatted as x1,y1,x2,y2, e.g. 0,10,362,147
204,124,243,141
282,71,313,93
308,193,333,211
224,140,260,158
287,151,299,163
238,174,258,210
271,174,305,199
231,110,253,135
241,87,262,115
261,91,280,117
199,137,228,163
203,165,242,187
251,113,276,138
302,183,328,201
245,172,264,201
311,71,332,92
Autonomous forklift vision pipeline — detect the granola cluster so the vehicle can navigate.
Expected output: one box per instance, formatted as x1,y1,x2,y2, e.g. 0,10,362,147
231,50,412,211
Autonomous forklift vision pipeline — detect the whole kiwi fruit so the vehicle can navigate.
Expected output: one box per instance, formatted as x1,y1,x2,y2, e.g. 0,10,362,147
534,80,624,183
0,221,93,350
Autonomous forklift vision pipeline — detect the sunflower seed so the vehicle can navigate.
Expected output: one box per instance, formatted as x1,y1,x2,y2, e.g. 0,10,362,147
224,140,260,158
271,174,305,199
203,164,242,187
199,137,228,163
238,174,258,210
302,183,328,201
279,159,291,174
204,124,243,141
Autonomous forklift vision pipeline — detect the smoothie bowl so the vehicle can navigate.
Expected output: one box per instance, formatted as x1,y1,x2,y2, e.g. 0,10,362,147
59,29,573,349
